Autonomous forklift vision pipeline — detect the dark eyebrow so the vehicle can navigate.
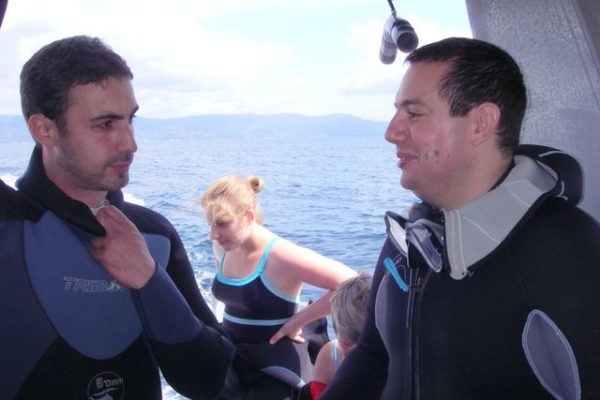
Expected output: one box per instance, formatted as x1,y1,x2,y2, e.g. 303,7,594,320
394,99,425,109
90,105,139,122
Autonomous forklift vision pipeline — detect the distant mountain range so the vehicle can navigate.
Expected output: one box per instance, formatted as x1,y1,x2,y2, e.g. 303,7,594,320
0,113,387,142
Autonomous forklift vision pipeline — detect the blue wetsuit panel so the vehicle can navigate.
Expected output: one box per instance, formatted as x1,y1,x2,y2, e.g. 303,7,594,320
24,211,170,359
1,220,57,400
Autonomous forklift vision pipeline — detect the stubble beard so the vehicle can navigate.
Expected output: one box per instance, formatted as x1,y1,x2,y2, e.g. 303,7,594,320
57,134,132,193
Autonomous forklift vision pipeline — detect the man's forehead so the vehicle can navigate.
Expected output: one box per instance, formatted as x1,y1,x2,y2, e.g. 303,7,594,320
403,62,449,85
66,78,135,107
395,62,449,104
69,77,133,93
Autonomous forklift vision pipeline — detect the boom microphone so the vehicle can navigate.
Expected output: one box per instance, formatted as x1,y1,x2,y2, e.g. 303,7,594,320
379,14,418,64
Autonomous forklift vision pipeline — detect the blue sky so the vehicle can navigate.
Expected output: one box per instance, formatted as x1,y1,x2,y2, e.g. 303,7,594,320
0,0,471,121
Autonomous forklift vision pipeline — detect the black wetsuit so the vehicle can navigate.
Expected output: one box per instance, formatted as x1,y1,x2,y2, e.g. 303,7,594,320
321,146,600,399
0,147,235,400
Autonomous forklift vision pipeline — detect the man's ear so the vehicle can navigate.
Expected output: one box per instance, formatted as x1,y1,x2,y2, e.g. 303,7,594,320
27,114,59,146
471,102,501,146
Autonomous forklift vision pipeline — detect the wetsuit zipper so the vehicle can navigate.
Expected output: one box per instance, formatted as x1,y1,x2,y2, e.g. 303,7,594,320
410,267,432,400
403,266,415,399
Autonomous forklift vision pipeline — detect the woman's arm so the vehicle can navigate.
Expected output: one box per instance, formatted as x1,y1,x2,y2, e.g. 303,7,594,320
269,289,334,344
267,239,357,343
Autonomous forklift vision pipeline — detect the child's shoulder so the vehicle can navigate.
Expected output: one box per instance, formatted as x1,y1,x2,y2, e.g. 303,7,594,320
312,340,339,385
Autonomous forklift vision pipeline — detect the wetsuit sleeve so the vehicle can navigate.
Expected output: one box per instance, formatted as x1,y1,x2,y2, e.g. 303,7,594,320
163,226,227,335
134,266,235,399
320,240,391,400
132,221,235,399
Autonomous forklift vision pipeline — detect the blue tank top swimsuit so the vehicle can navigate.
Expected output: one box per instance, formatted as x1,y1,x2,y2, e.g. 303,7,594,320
211,237,313,387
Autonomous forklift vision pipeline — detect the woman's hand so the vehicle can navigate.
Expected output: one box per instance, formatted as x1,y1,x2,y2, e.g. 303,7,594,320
269,320,305,345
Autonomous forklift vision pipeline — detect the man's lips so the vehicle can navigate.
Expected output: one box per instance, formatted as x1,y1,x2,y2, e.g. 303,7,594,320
396,152,416,168
108,153,134,173
109,162,131,173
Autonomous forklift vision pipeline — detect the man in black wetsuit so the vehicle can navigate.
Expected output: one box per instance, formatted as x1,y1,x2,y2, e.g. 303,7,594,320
321,37,600,399
0,34,237,399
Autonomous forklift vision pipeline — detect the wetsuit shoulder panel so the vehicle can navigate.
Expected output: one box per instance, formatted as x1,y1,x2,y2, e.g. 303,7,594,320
24,211,171,359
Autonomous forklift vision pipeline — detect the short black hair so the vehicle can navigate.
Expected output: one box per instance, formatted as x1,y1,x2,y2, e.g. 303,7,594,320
20,35,133,130
406,37,526,156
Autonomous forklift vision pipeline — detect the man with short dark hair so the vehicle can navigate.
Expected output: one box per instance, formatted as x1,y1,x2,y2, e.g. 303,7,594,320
0,35,235,400
321,37,600,399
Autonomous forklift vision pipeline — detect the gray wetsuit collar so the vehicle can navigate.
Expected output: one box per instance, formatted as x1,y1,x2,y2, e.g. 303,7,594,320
443,155,557,279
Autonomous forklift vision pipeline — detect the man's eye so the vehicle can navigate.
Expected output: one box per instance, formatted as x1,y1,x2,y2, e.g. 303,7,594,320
97,121,114,130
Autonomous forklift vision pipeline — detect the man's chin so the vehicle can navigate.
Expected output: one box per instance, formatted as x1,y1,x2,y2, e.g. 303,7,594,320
100,175,129,192
400,176,414,191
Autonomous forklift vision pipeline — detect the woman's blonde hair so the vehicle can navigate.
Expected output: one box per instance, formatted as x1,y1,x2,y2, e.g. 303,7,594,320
200,175,264,223
331,273,372,345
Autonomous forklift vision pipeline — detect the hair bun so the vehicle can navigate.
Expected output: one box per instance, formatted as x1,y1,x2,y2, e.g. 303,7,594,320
247,176,264,193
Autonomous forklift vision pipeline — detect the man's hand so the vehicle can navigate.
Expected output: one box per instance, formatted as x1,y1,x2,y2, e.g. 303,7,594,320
91,205,156,289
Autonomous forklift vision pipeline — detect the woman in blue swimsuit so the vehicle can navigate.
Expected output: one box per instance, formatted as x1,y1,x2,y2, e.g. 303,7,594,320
200,175,356,398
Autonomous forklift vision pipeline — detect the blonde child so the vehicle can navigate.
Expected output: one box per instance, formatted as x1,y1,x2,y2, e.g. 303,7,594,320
306,273,372,399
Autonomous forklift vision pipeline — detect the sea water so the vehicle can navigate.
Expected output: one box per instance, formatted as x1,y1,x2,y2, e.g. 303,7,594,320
0,131,416,399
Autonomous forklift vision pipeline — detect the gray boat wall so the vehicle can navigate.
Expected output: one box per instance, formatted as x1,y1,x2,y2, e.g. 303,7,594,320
465,0,600,221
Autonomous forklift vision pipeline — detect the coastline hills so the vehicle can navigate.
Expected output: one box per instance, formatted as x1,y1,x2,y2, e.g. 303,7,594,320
0,113,387,143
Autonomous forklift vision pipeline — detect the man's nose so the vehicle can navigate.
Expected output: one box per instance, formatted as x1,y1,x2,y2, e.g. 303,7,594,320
119,123,138,153
384,112,408,144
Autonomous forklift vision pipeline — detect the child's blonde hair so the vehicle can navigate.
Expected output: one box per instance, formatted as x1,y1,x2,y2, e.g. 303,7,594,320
331,273,372,344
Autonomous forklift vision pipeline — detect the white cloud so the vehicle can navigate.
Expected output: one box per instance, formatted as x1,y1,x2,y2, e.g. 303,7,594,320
329,13,473,120
0,0,472,120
